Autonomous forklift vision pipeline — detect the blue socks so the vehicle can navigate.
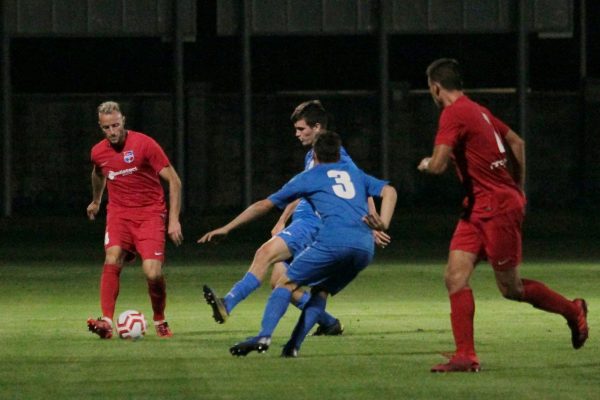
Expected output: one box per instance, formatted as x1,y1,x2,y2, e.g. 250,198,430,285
293,291,337,328
223,272,261,314
288,294,327,350
258,287,292,337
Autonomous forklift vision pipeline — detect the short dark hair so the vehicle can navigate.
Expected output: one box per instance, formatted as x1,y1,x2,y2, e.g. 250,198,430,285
426,58,463,90
313,130,341,163
290,100,329,129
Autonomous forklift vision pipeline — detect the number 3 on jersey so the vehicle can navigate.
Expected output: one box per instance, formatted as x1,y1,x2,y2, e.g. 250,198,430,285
327,170,356,199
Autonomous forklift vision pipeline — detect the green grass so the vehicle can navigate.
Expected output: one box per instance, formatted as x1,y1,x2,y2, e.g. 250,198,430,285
0,260,597,399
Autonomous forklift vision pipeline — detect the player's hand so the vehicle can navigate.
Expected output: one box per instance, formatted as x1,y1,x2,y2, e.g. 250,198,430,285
197,227,229,244
373,230,391,249
271,221,286,236
168,221,184,246
87,201,100,220
417,157,431,172
363,212,387,231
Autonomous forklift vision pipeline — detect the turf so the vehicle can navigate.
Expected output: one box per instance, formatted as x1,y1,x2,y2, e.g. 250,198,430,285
0,260,597,399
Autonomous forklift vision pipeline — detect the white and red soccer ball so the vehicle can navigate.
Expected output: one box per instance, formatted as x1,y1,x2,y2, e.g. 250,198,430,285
116,310,147,340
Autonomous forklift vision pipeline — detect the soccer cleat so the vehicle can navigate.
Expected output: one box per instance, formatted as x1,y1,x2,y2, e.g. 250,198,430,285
87,316,113,339
312,319,344,336
281,341,298,358
203,285,228,324
230,336,271,357
568,298,588,349
154,320,173,338
431,354,481,373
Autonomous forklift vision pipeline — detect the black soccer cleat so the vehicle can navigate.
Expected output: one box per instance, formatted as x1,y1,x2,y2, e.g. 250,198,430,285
203,285,229,324
312,319,344,336
230,336,271,357
281,341,298,358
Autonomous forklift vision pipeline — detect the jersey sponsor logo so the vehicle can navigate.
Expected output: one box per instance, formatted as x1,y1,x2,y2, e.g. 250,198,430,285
123,150,135,163
490,158,508,170
107,166,139,180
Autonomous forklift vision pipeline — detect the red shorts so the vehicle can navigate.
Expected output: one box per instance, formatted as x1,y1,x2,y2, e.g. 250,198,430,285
105,213,166,262
450,208,523,271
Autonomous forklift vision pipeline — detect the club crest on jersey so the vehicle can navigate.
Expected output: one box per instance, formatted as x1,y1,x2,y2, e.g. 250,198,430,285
123,150,134,163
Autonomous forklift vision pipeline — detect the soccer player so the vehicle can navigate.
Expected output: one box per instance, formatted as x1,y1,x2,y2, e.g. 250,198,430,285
86,101,183,339
200,100,390,335
200,130,397,356
418,58,588,372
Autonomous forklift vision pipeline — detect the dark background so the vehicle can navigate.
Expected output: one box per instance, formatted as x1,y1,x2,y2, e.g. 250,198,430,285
10,1,600,93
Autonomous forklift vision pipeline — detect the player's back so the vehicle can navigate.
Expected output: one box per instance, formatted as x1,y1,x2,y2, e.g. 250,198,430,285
439,96,524,214
298,160,387,251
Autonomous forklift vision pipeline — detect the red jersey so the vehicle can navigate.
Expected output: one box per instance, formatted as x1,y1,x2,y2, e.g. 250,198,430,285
434,95,525,217
91,130,170,218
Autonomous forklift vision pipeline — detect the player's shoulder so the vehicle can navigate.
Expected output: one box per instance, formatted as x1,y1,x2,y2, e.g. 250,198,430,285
91,139,109,156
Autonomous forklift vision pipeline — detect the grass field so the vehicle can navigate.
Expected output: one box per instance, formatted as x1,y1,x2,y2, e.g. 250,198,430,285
0,259,597,399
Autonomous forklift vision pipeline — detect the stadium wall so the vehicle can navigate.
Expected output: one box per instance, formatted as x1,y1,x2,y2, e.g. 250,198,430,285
6,87,593,216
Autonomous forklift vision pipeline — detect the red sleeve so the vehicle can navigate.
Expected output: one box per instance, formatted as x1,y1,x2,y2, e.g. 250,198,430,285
434,108,462,147
145,138,171,173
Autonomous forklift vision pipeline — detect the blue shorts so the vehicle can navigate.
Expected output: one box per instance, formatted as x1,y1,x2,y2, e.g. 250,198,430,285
276,219,321,258
287,242,373,296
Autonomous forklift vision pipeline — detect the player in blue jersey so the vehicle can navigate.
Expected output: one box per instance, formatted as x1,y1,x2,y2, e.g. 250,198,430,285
199,131,397,357
199,100,390,336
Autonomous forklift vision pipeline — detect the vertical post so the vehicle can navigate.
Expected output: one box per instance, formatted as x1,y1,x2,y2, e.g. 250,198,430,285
517,0,529,193
378,0,390,180
173,0,186,209
1,1,12,217
242,0,252,207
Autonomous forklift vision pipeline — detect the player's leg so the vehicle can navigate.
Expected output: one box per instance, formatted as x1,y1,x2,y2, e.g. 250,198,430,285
137,216,172,337
230,275,297,356
488,209,588,349
283,247,370,357
272,261,343,335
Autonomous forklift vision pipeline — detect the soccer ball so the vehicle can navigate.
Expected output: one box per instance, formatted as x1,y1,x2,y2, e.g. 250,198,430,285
116,310,147,340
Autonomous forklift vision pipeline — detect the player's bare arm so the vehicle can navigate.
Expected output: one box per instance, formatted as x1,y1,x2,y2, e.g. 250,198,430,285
87,166,106,220
159,165,184,246
271,198,301,236
363,185,397,231
418,144,452,174
504,129,526,190
198,199,276,244
367,197,391,248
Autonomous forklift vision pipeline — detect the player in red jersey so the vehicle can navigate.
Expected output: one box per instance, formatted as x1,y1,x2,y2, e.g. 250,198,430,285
86,101,183,339
418,59,588,372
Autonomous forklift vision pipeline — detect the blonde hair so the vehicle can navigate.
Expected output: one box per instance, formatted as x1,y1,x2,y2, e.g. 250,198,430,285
97,101,122,115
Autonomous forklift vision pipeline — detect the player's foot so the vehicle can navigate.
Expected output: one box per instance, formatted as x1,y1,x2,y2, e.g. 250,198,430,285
230,336,271,357
87,316,113,339
313,319,344,336
281,341,298,358
154,320,173,338
431,354,480,373
568,298,588,349
203,285,228,324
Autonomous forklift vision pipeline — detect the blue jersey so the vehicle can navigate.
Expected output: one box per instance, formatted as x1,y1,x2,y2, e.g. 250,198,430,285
268,159,388,252
292,146,354,224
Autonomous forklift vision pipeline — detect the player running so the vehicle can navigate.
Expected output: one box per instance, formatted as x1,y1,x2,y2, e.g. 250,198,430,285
86,101,183,339
418,59,588,372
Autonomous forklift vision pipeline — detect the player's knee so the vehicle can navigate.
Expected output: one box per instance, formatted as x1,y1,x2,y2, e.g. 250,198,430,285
501,286,523,301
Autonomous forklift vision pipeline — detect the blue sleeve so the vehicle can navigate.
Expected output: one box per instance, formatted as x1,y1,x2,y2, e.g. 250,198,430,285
267,174,309,209
364,173,389,198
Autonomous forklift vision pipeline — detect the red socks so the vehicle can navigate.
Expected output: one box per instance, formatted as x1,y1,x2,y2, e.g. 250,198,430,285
521,278,577,320
147,276,167,322
100,264,121,320
450,287,476,357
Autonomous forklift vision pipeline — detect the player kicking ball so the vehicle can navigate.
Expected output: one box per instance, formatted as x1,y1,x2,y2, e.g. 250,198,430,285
86,101,183,339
